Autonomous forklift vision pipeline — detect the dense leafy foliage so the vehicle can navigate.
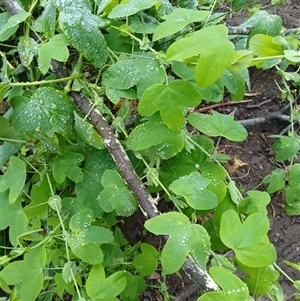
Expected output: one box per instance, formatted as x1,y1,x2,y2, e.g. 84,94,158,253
0,0,300,300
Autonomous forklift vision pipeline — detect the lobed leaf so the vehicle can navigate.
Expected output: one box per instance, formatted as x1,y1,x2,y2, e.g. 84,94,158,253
0,189,27,246
38,34,70,74
132,243,158,277
166,25,234,86
235,260,279,295
220,210,276,267
11,87,77,139
126,113,185,159
76,151,115,216
86,265,127,299
138,80,200,130
263,168,286,194
52,152,85,184
145,212,210,273
98,169,137,217
33,0,56,38
169,171,218,210
0,157,26,204
198,266,249,301
1,246,46,301
69,209,114,265
188,111,248,141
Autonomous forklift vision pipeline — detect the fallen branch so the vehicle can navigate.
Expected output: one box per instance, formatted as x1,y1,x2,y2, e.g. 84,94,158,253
2,0,220,294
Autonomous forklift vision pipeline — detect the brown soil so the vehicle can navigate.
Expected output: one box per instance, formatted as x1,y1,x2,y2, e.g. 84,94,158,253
121,2,300,300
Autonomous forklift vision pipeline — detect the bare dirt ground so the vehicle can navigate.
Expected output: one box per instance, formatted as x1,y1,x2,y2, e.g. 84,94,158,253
126,1,300,300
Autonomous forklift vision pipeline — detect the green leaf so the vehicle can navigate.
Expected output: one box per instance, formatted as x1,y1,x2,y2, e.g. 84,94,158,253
166,25,234,87
69,209,114,265
86,265,127,299
102,56,165,97
138,80,200,130
145,212,210,273
98,169,137,217
0,142,22,166
0,116,20,141
24,174,54,218
121,273,146,300
239,190,271,216
74,112,104,149
220,210,276,267
198,266,249,301
0,157,26,204
58,5,108,68
108,0,158,18
76,151,115,216
18,37,39,68
11,87,76,139
33,0,56,38
167,25,228,61
159,135,214,188
132,243,158,277
171,62,223,103
267,282,284,301
54,273,76,297
188,111,248,141
1,11,31,32
38,34,70,74
0,13,18,42
153,8,209,41
235,260,279,295
127,113,185,159
195,40,234,87
169,171,218,210
270,135,300,161
1,245,46,301
52,152,85,184
62,261,78,283
241,11,282,37
288,163,300,187
249,34,284,57
263,168,286,194
0,189,27,246
230,50,254,71
285,185,300,214
201,163,227,203
0,83,10,100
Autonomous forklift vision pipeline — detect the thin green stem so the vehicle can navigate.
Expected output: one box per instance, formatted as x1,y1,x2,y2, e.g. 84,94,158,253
46,173,82,300
9,74,82,87
0,137,26,144
274,263,295,284
252,55,285,61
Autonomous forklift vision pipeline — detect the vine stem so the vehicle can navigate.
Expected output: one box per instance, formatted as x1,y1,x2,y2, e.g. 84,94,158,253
46,173,82,300
9,74,82,87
